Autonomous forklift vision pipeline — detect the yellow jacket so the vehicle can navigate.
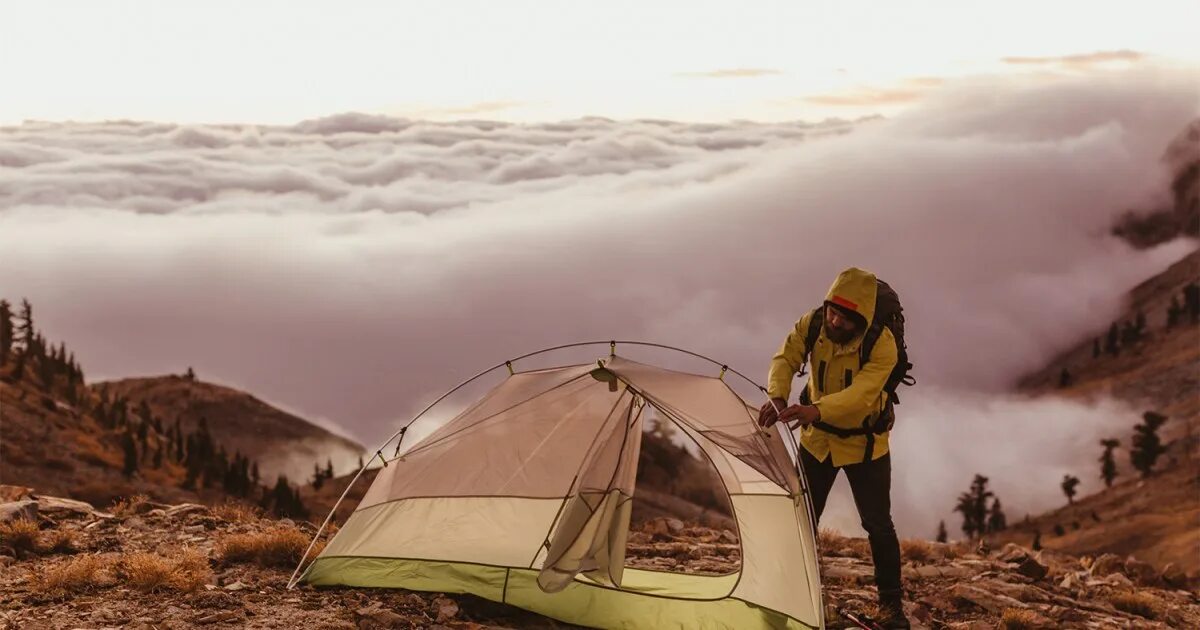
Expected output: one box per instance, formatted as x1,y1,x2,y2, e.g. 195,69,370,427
768,267,898,467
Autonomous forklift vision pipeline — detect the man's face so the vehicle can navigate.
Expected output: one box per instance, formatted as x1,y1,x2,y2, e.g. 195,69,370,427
824,304,862,344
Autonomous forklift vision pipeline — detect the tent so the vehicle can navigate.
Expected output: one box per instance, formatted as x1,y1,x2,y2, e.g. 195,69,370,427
295,346,824,629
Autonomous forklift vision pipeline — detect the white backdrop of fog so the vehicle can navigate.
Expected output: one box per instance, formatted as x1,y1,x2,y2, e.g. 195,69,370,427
2,67,1197,539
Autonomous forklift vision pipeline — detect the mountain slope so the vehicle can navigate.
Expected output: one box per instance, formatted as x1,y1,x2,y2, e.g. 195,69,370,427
1004,247,1199,576
95,376,364,484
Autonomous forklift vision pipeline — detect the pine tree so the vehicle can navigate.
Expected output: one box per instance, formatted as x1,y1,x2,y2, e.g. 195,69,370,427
122,431,139,477
1032,531,1042,551
325,458,334,479
1099,438,1120,488
987,499,1007,532
311,462,326,490
953,474,993,538
1061,474,1080,505
935,520,948,543
0,299,13,364
1131,412,1168,477
15,299,33,351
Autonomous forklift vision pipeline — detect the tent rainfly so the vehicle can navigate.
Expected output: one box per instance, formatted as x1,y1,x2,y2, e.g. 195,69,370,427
296,349,824,629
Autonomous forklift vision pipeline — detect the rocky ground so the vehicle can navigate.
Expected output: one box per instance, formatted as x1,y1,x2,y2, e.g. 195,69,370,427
3,490,1199,629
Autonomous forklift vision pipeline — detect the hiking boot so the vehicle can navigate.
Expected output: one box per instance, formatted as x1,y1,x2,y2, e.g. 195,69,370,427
876,599,910,629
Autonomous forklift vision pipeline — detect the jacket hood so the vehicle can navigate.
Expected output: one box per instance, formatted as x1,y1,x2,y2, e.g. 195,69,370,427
823,267,878,327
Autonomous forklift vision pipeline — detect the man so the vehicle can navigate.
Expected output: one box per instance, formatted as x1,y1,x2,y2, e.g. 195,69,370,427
758,266,909,629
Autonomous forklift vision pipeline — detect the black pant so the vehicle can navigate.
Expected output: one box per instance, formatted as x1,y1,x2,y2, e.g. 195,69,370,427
800,447,903,603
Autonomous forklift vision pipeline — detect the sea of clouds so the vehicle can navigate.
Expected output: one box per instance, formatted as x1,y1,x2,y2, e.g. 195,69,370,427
2,65,1197,538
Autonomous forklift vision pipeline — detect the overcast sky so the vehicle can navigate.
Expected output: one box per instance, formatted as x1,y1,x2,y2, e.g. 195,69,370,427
2,1,1197,123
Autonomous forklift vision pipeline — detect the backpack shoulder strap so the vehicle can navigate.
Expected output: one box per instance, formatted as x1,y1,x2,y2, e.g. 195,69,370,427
804,307,823,363
859,323,884,368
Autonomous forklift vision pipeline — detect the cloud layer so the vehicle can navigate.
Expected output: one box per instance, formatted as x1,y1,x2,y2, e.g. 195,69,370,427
2,66,1197,537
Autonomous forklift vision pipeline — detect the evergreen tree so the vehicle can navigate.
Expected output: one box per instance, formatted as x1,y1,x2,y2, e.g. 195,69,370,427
122,431,139,477
953,474,993,538
1058,367,1072,388
325,458,334,479
153,444,164,468
1131,412,1168,477
1032,531,1042,551
11,349,25,381
185,366,196,381
1061,474,1080,505
251,461,261,487
935,520,948,543
1091,337,1100,359
1099,438,1120,488
1105,322,1120,356
1052,523,1065,536
15,299,33,351
986,498,1007,532
0,299,13,364
311,462,325,490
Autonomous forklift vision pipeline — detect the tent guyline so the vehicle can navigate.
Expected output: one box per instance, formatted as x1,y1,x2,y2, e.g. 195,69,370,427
285,340,819,628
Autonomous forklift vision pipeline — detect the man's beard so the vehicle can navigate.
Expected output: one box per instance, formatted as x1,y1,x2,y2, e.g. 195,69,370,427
825,324,859,344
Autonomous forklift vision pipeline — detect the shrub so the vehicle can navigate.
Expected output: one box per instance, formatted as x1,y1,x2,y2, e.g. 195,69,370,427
1108,591,1161,619
900,539,934,564
212,501,262,524
0,519,41,556
31,554,113,596
119,548,211,593
217,525,319,568
111,493,151,517
1000,608,1042,629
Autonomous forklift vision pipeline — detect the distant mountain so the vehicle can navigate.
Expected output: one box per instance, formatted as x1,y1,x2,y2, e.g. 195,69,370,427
94,376,364,484
1004,248,1199,576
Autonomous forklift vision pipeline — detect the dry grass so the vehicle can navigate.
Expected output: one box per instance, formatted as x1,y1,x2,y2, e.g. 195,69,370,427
941,541,966,560
0,518,41,556
212,501,262,523
1000,608,1043,629
119,548,211,593
42,529,78,554
217,525,320,568
900,538,934,564
111,493,151,517
1108,591,1161,619
31,554,113,597
817,527,846,550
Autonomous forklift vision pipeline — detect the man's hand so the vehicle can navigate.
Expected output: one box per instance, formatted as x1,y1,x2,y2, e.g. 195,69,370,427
757,398,788,427
778,404,821,428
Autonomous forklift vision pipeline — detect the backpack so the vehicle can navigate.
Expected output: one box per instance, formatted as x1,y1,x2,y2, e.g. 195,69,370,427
797,278,915,433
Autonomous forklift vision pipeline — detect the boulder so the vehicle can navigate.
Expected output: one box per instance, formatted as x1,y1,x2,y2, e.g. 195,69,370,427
0,500,37,523
997,543,1030,564
354,604,405,629
34,495,96,517
823,563,874,585
164,503,209,518
1123,556,1159,586
1089,553,1123,577
0,485,33,502
1013,555,1049,581
950,584,1026,614
433,596,460,623
1161,562,1188,588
